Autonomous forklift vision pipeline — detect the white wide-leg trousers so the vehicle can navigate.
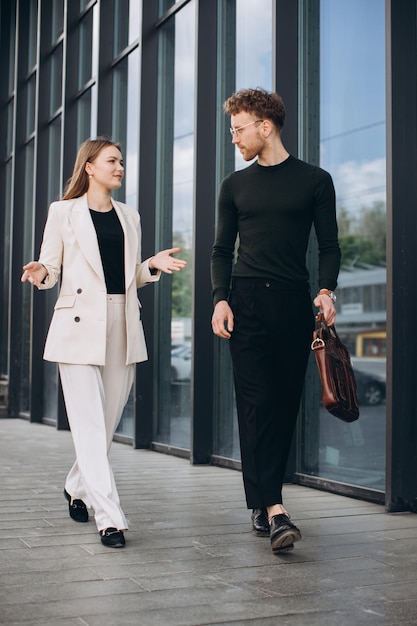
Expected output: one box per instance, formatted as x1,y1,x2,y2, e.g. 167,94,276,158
59,295,134,532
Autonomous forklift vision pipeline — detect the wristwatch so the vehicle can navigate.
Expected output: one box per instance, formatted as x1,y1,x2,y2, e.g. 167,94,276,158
318,289,336,303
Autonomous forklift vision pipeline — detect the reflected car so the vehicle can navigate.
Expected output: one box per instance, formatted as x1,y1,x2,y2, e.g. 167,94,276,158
171,343,191,382
169,344,386,405
354,368,386,406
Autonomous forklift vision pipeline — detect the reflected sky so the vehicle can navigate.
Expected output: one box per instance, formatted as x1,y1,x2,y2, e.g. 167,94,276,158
154,0,386,229
320,0,386,214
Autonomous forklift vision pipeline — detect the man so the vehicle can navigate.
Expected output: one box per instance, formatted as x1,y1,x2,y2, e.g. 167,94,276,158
211,88,340,554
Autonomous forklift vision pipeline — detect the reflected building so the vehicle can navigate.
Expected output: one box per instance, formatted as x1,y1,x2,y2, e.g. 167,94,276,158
1,0,416,513
337,265,386,357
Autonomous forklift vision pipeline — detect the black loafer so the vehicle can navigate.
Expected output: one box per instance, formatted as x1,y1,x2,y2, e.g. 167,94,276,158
251,508,270,536
64,489,89,523
269,513,301,553
100,527,125,548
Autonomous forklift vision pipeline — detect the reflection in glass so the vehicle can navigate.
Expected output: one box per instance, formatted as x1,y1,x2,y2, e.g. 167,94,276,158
235,0,272,173
112,58,128,153
78,10,93,90
113,0,140,56
116,381,135,437
1,162,12,378
154,1,195,448
51,0,64,43
19,143,35,413
41,119,63,423
49,45,63,117
113,47,141,437
7,7,16,95
301,0,386,491
7,102,14,155
125,48,140,208
235,0,272,91
79,0,90,12
26,75,36,137
128,0,140,43
48,117,62,205
213,0,273,461
113,0,129,55
76,89,92,146
27,0,37,73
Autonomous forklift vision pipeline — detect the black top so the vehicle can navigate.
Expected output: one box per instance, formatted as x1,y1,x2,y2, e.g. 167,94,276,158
89,208,125,294
211,155,341,304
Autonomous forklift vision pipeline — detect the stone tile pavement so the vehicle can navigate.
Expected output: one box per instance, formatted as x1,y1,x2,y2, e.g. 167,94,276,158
0,418,417,626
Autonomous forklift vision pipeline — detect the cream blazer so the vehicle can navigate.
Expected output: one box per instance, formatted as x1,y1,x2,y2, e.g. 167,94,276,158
38,194,160,365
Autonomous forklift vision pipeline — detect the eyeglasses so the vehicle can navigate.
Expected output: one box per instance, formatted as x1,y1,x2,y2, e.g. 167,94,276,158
229,119,263,137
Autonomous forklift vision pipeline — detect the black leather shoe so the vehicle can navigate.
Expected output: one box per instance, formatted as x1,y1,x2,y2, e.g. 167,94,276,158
269,514,301,553
100,527,125,548
64,489,89,523
251,508,270,536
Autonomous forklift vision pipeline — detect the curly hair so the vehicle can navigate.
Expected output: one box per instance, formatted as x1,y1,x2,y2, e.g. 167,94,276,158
62,137,122,200
224,88,286,130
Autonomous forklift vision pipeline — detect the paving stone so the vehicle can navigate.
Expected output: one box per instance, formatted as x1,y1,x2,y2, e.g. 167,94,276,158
1,418,417,626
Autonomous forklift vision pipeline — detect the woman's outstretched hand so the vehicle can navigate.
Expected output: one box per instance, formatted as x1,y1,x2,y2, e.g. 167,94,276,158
21,261,48,288
148,247,187,275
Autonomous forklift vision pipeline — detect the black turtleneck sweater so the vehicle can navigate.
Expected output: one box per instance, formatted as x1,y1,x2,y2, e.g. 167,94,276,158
211,155,341,305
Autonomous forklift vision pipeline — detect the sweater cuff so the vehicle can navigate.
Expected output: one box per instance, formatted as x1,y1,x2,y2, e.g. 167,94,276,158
213,288,229,306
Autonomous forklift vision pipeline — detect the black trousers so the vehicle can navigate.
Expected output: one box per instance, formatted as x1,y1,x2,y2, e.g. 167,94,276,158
229,278,314,509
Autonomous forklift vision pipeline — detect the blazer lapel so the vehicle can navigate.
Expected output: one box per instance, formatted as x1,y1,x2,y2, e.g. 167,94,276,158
69,195,105,281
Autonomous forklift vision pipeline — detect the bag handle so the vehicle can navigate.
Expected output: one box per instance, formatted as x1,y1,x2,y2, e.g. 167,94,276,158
311,312,341,351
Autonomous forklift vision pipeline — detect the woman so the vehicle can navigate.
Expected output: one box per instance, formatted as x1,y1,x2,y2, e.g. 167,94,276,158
21,137,186,548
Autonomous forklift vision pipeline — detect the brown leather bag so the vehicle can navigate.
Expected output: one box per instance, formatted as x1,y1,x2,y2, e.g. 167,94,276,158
311,313,360,422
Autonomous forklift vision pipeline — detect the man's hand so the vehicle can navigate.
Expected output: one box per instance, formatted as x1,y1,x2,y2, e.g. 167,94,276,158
211,300,234,339
313,294,336,326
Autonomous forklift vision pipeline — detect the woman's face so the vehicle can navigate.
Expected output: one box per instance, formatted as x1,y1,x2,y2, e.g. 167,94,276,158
86,145,124,191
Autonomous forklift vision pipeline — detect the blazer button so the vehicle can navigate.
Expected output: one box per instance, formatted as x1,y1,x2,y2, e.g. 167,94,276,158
74,316,80,323
76,288,82,294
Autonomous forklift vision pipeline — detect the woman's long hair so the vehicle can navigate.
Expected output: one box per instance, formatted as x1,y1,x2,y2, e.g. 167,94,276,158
62,137,122,200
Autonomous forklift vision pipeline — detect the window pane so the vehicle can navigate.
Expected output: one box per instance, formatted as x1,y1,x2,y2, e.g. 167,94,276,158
76,89,92,146
235,0,273,91
49,44,63,116
154,1,196,449
27,0,37,72
112,47,141,437
128,0,140,43
7,6,16,95
213,0,273,460
48,117,62,203
39,119,63,423
300,0,386,491
78,11,93,89
51,0,64,43
1,161,13,378
113,0,140,55
6,101,14,155
125,49,140,208
112,58,128,152
19,143,35,412
111,50,140,205
26,74,36,137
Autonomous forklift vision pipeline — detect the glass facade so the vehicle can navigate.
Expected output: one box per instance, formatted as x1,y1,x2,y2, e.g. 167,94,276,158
153,1,196,449
213,0,274,461
300,0,386,491
1,0,416,510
